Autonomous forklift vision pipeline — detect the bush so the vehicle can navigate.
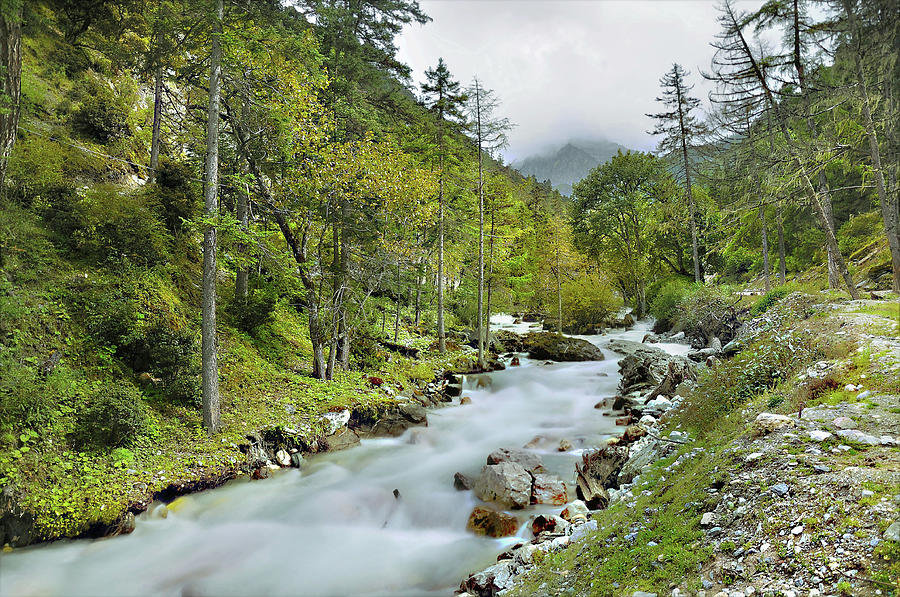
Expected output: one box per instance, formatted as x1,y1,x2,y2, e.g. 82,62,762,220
673,285,740,347
648,277,692,332
227,288,278,334
721,246,756,281
76,384,148,448
560,276,619,333
837,211,881,257
147,159,200,233
750,286,791,316
50,185,170,265
70,75,133,144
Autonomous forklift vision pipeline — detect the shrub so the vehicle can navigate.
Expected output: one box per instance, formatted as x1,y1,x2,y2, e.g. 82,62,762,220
56,185,170,265
70,75,133,144
350,334,388,371
76,384,148,448
648,277,692,332
837,211,881,257
147,159,200,233
673,285,740,347
721,246,756,281
750,286,791,316
227,288,278,334
561,276,619,333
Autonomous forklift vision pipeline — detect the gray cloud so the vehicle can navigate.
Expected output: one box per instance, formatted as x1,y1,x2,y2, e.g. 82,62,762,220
397,0,764,162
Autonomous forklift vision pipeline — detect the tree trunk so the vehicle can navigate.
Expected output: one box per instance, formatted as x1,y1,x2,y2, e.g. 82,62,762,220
760,203,770,292
149,64,163,184
842,0,900,292
201,0,223,433
776,204,787,285
394,254,401,344
485,204,495,351
675,77,701,283
555,236,562,336
0,2,22,193
821,177,840,289
475,80,485,369
414,254,422,328
437,148,446,352
235,180,249,299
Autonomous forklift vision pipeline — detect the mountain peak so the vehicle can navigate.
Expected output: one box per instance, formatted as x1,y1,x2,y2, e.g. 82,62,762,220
513,138,630,196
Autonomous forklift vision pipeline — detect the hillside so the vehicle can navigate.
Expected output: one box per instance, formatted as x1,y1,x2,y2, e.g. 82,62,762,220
513,137,630,196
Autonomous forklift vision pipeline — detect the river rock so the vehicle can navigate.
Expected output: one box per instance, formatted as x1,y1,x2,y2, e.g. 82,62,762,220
319,409,351,435
399,402,427,424
460,396,472,405
495,330,525,352
275,449,291,467
558,438,573,451
474,462,532,509
522,332,605,362
454,472,474,490
461,561,515,597
752,413,794,436
620,425,647,444
467,506,519,538
317,427,360,452
618,345,695,396
487,448,546,475
560,499,590,524
531,514,570,535
531,473,568,505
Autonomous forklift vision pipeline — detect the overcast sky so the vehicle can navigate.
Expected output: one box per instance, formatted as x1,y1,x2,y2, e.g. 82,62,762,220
396,0,766,162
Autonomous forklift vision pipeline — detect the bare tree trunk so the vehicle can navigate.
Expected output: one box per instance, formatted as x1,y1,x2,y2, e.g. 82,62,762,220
149,65,163,184
776,204,787,285
0,2,22,193
485,205,495,351
760,203,771,292
437,155,446,352
821,178,840,288
235,181,249,299
675,76,701,283
842,0,900,291
555,235,562,337
414,254,422,328
394,254,401,344
475,80,485,369
201,0,223,433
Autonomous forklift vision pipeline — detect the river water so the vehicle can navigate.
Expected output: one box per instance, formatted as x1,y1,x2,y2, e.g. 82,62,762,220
0,318,689,597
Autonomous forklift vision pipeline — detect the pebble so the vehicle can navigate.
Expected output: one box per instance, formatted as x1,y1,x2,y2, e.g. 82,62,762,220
812,464,831,474
856,390,872,400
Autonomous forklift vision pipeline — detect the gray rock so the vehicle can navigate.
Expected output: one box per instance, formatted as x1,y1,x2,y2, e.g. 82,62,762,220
570,520,598,542
771,483,790,497
474,462,532,509
532,473,568,505
836,429,880,445
462,561,515,596
487,448,546,474
523,332,605,362
317,427,360,452
884,521,900,542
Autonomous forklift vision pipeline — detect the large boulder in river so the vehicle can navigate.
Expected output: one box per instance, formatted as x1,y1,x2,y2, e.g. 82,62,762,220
466,506,519,538
531,473,568,505
494,330,525,352
487,448,546,475
461,561,515,597
474,462,532,509
317,427,360,452
522,332,605,362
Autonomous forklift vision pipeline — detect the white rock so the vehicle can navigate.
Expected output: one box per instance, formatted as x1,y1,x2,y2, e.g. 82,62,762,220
836,429,880,445
881,435,899,446
646,397,673,410
550,535,570,550
808,430,832,442
844,384,857,392
857,390,872,400
700,512,716,526
570,520,598,542
640,414,658,425
753,413,794,435
319,409,351,435
275,449,291,467
746,452,764,462
792,525,804,535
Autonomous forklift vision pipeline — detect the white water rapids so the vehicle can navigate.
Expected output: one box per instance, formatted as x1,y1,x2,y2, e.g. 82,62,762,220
0,318,689,597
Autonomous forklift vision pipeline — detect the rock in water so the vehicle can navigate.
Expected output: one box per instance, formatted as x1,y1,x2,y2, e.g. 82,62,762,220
531,473,568,505
487,448,546,475
474,462,532,509
560,500,590,524
522,332,605,362
531,514,570,535
461,561,515,596
466,506,519,538
317,427,360,452
454,472,474,490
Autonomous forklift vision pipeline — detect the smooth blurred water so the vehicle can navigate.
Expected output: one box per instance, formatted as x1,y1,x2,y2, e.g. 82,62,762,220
0,318,687,597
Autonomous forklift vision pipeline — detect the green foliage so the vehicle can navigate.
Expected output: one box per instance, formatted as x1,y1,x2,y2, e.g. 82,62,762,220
43,185,170,265
561,275,619,333
648,277,692,331
70,74,134,143
147,159,200,233
672,284,738,345
750,286,791,316
227,288,279,334
837,211,881,257
75,384,148,448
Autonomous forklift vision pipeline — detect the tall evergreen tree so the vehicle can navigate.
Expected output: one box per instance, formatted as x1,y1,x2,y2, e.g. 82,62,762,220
422,57,466,352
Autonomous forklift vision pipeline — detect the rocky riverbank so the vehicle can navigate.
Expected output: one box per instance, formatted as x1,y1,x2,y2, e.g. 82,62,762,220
464,295,900,597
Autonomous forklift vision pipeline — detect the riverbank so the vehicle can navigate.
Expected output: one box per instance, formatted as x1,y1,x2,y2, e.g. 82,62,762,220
500,294,900,597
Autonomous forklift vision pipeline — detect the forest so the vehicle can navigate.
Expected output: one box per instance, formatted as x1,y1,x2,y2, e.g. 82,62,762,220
0,0,898,595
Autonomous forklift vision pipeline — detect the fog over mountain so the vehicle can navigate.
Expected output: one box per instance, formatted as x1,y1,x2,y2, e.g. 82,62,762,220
512,138,631,196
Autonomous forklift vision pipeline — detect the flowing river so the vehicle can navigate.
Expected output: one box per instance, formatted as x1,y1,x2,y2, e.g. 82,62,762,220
0,318,689,597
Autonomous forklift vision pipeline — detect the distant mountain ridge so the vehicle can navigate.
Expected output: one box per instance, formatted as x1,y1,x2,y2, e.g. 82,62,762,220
512,138,631,196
